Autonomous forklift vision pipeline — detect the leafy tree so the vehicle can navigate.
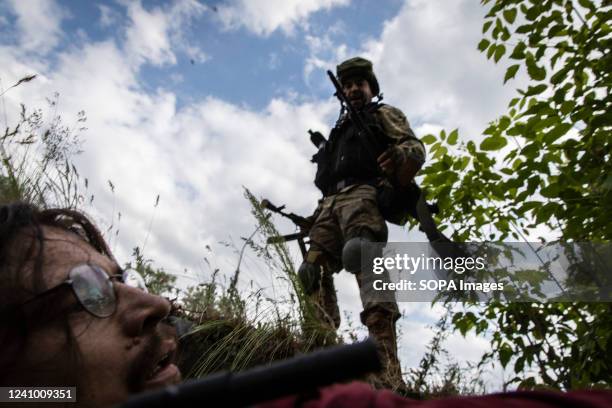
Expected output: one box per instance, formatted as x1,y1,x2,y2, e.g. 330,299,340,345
419,0,611,389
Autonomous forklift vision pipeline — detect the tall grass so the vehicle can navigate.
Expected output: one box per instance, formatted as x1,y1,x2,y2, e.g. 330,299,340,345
0,89,87,208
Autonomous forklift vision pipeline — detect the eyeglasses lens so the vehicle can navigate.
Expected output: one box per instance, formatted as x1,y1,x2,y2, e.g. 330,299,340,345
70,265,116,317
123,268,148,293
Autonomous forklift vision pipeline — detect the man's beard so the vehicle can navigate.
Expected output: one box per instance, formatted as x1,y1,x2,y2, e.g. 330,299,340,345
349,91,366,109
126,334,162,392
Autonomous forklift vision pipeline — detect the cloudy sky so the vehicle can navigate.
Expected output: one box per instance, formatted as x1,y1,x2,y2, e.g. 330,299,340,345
0,0,527,389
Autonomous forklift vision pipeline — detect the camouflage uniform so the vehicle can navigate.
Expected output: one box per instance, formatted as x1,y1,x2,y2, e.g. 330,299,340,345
302,57,425,391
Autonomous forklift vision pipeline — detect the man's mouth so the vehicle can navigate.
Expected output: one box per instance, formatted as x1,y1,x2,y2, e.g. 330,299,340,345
142,341,181,389
349,93,364,106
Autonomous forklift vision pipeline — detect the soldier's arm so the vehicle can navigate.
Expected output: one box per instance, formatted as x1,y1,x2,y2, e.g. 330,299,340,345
376,105,426,186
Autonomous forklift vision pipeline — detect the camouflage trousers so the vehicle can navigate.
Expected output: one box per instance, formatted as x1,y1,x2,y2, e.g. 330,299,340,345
305,184,403,387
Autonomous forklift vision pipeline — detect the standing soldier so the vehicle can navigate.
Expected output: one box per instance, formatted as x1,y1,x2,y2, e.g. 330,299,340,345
299,57,425,390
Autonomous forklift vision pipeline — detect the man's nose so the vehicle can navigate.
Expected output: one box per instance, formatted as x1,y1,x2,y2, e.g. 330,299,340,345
116,285,171,338
345,83,358,94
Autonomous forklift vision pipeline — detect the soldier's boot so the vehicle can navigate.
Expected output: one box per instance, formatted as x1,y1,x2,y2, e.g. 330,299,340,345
362,308,405,391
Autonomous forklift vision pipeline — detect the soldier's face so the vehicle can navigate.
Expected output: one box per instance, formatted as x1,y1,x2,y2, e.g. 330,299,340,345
342,77,373,109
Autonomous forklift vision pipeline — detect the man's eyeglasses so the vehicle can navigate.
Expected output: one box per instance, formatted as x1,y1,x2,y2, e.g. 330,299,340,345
22,264,148,318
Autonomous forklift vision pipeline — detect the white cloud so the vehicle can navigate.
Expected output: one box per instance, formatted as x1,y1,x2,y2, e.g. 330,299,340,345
124,2,176,66
303,33,350,88
363,0,530,140
98,4,120,28
217,0,350,36
7,0,67,54
123,0,208,67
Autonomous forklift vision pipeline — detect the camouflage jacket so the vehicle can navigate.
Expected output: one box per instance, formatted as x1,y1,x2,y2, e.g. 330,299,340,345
372,104,425,168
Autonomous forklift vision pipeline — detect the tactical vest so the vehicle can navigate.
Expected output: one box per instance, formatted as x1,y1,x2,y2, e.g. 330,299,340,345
313,103,390,196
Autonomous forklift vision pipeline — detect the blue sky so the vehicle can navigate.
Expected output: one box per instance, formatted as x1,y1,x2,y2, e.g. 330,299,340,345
0,0,530,388
1,0,405,109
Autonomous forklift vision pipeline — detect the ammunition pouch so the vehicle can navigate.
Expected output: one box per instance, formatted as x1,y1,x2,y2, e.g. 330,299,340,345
312,146,333,196
376,182,421,226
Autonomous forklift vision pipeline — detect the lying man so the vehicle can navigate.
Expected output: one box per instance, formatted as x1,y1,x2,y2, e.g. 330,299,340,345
0,203,181,407
1,202,610,407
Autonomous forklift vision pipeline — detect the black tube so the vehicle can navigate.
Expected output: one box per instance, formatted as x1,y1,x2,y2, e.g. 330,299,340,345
118,339,381,408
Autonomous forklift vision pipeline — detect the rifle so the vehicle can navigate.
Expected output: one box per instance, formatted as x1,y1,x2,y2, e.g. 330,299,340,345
118,339,381,408
309,129,326,149
327,70,375,141
260,199,311,258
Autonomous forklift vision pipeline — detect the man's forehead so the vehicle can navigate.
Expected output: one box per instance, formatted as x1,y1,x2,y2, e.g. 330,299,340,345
42,226,97,257
29,226,117,282
342,76,368,86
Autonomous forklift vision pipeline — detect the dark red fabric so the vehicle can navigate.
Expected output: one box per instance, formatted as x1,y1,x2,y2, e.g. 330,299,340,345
256,381,612,408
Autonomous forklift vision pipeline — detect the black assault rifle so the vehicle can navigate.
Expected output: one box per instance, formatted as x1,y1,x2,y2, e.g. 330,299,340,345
118,339,381,408
261,199,311,258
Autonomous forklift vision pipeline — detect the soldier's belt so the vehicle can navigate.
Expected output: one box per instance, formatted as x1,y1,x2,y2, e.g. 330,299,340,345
327,177,378,196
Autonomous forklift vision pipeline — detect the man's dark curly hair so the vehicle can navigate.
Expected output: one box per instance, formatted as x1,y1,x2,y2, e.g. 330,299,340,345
0,202,112,386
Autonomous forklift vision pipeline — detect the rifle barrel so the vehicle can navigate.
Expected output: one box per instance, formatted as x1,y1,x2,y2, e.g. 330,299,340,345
118,340,381,408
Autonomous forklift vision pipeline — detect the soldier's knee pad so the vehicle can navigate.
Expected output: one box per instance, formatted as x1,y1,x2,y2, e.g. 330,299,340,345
342,233,378,273
298,262,321,294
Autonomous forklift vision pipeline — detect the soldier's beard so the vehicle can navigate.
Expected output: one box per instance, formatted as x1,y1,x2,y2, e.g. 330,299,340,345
347,90,369,109
349,91,366,109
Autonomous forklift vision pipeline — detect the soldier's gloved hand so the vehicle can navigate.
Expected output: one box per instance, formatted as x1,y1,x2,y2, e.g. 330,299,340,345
377,146,421,187
377,146,400,177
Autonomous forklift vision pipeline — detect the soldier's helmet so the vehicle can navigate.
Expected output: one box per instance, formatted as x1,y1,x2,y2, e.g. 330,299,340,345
336,57,380,96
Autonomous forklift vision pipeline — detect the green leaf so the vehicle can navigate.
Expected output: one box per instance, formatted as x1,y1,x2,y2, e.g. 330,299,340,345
525,84,547,96
482,20,494,34
516,23,533,34
509,42,526,59
526,53,546,81
532,116,558,132
512,158,523,170
487,43,496,59
421,134,436,145
483,123,497,135
541,183,560,198
504,64,520,83
466,140,476,154
500,343,513,368
525,5,540,21
577,0,595,10
478,38,491,52
548,24,565,37
494,44,506,62
550,67,569,85
480,136,508,151
499,116,511,130
535,202,561,223
544,123,572,143
560,101,575,115
520,201,542,214
447,128,459,145
503,8,517,24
